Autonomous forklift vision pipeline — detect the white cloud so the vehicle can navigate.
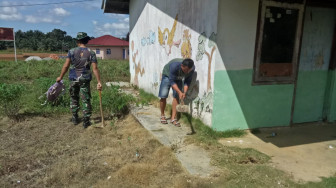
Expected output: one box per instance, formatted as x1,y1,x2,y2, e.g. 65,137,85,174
0,2,23,21
93,20,129,38
124,17,129,22
54,8,70,16
25,15,60,24
103,23,129,30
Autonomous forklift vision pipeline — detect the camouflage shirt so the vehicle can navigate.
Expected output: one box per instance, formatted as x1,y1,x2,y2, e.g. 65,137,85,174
67,47,97,81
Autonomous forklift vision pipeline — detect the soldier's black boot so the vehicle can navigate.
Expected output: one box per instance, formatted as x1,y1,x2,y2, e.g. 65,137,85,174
83,117,91,129
71,114,79,125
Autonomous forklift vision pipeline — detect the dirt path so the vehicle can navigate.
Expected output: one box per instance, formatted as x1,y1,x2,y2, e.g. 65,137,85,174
0,115,216,187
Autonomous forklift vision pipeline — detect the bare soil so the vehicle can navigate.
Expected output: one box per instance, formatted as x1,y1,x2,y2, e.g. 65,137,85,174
219,123,336,182
0,114,215,187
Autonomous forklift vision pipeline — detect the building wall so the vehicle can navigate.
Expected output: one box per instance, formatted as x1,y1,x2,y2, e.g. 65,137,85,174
293,7,336,123
88,46,129,60
213,1,336,131
212,0,295,130
129,0,336,130
129,0,218,125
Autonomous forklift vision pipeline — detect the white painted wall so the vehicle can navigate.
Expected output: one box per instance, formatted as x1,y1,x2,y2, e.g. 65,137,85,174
129,0,218,125
215,0,259,71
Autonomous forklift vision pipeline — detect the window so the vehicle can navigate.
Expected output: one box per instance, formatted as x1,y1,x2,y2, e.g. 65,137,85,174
253,0,305,84
106,49,111,54
96,49,100,54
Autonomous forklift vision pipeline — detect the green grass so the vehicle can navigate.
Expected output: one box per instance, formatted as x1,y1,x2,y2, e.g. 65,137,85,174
181,113,246,144
0,59,130,118
137,89,158,106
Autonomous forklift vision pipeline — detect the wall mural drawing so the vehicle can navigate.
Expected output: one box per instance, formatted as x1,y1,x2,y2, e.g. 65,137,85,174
151,71,160,89
196,32,217,92
181,29,192,58
158,14,181,55
141,30,156,46
131,40,145,86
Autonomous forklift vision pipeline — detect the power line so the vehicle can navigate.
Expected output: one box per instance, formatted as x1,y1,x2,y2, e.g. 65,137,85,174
0,0,96,8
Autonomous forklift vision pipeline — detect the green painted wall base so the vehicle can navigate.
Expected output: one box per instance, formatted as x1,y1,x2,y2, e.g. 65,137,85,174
212,70,294,131
293,70,329,123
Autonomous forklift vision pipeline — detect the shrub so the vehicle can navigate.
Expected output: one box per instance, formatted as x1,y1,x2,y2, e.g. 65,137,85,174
34,77,69,107
0,83,25,119
92,85,135,119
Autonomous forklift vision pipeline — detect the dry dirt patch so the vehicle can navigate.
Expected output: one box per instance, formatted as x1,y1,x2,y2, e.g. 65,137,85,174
0,115,216,187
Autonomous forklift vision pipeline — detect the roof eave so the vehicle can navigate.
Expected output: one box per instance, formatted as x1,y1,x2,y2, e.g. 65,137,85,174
101,0,129,14
87,44,129,47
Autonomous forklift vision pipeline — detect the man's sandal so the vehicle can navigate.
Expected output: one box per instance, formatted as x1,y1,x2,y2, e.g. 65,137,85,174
160,116,168,124
171,119,181,127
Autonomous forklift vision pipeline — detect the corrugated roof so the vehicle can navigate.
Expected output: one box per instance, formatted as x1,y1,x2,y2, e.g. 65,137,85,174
87,35,129,47
101,0,129,14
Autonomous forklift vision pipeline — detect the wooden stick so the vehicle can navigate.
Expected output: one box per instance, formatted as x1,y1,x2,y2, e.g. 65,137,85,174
99,90,105,127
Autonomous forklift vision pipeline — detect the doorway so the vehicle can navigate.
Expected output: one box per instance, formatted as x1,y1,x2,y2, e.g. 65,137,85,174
293,7,336,123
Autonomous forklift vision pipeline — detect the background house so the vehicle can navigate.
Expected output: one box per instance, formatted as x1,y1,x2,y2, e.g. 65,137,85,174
87,35,129,60
102,0,336,131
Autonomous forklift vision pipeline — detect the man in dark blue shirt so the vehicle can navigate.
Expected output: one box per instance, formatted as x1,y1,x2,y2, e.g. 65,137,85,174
158,58,195,127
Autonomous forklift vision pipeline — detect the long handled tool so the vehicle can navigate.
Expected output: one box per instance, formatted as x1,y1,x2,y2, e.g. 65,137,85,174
99,90,105,127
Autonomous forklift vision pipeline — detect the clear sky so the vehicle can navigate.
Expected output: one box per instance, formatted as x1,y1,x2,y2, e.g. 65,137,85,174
0,0,129,38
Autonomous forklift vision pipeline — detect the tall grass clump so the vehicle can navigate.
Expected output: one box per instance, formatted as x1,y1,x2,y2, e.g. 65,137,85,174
0,83,25,119
137,89,158,106
92,85,135,119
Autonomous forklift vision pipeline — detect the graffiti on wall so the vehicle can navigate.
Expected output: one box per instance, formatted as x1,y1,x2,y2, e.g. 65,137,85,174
192,92,213,118
181,29,192,58
196,32,216,92
158,14,181,55
141,30,156,46
131,40,145,86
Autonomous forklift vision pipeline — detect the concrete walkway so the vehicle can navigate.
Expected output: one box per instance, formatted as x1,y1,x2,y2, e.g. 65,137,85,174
130,105,218,177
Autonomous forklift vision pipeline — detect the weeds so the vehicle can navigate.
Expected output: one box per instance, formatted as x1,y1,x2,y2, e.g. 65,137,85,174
0,59,131,118
92,85,135,119
137,89,158,106
0,83,25,119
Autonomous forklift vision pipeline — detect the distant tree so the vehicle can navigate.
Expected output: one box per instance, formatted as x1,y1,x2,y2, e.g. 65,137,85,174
122,32,129,41
0,28,78,52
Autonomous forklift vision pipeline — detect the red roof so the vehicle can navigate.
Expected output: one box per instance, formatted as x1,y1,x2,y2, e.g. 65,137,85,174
87,35,129,47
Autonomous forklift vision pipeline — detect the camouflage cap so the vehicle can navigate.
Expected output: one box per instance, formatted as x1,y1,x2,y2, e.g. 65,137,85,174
76,32,90,40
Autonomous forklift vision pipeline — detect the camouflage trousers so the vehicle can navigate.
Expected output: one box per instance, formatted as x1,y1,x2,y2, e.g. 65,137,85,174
69,81,92,118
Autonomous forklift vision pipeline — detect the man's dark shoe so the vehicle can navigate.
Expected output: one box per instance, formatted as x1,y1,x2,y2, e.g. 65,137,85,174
71,114,80,125
83,117,92,128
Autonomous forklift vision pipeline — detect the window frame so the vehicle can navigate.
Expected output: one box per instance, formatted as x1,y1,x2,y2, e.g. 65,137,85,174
253,0,305,85
96,48,100,54
106,48,111,55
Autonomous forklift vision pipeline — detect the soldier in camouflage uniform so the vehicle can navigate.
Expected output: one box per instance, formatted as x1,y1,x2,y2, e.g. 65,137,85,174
56,32,102,128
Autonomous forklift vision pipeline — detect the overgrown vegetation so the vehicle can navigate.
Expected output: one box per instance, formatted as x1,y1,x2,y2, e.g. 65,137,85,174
137,89,158,106
0,83,25,119
92,85,135,119
0,59,130,120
